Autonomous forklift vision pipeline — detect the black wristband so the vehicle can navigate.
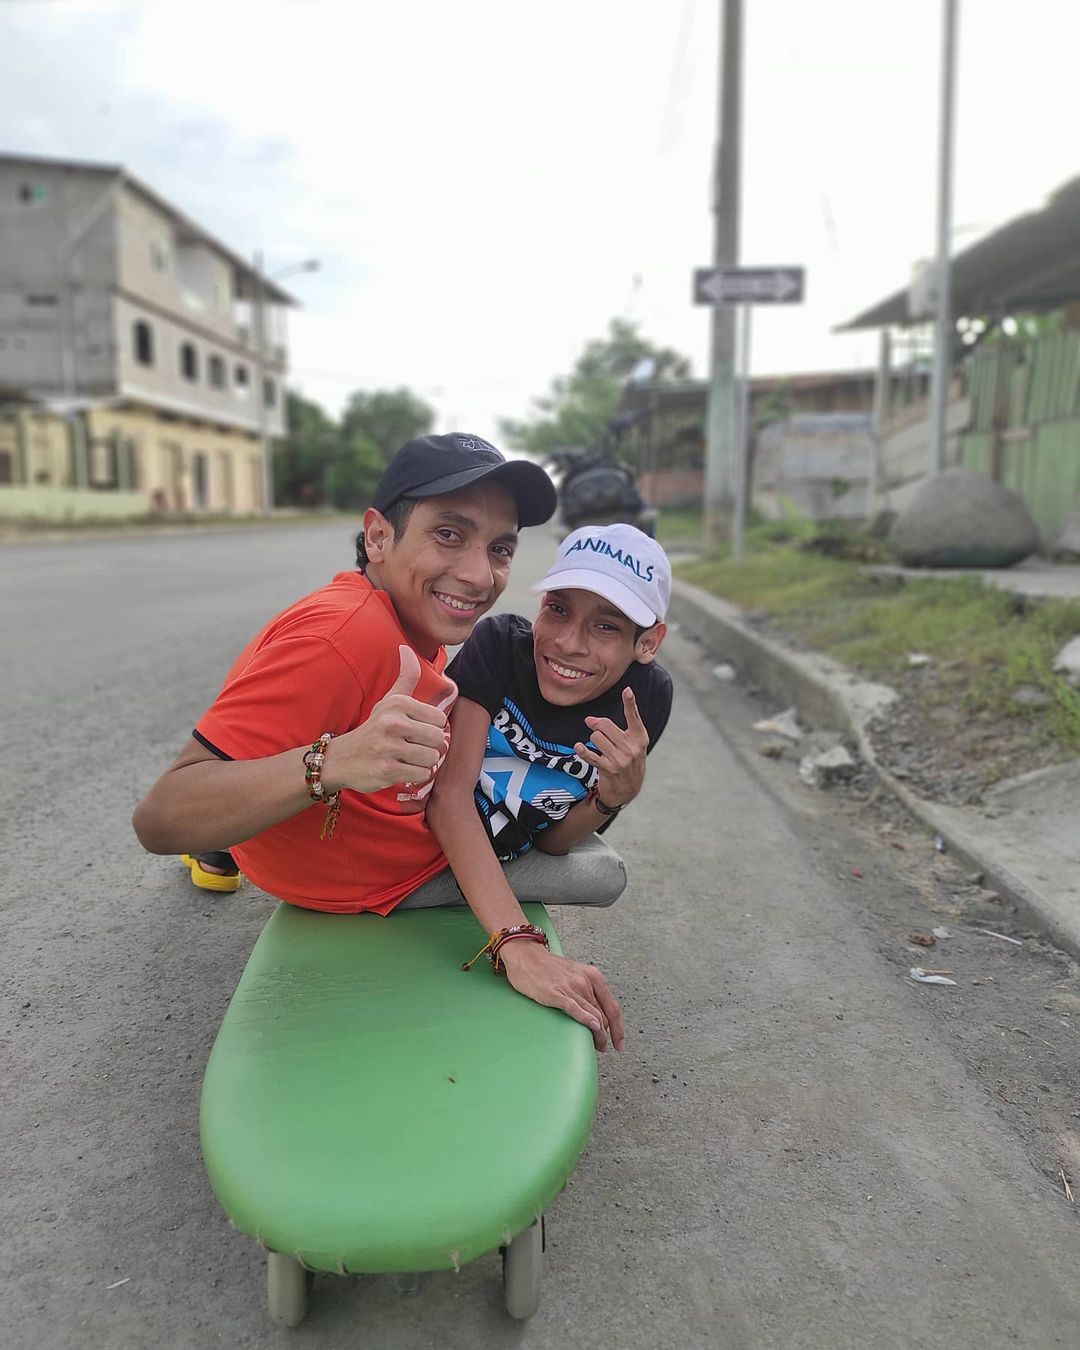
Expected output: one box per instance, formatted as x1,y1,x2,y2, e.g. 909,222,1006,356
588,786,623,818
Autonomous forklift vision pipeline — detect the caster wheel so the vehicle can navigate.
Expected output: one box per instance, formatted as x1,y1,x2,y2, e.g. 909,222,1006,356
502,1218,543,1320
393,1271,429,1297
267,1251,312,1326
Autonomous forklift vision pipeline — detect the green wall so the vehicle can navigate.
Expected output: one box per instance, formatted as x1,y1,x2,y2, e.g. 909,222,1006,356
0,485,146,522
961,334,1080,542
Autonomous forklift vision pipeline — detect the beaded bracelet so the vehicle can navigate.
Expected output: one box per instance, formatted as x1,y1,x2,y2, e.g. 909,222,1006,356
303,732,342,841
462,923,550,975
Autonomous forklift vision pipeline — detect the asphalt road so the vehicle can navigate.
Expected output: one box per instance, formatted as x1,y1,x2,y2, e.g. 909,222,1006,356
3,521,1079,1350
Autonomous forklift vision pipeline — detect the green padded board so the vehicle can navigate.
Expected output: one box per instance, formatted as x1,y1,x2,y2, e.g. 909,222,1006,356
200,902,597,1274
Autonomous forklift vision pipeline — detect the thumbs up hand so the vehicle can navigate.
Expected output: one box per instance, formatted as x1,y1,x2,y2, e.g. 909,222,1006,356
321,646,452,796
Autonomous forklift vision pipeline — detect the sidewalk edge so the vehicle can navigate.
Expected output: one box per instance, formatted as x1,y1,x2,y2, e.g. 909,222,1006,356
669,577,1080,960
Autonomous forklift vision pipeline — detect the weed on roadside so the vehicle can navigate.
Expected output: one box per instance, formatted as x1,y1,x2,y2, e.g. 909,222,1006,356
677,544,1080,763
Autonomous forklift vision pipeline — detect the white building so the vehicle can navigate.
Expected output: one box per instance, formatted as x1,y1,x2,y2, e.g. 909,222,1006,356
0,152,295,517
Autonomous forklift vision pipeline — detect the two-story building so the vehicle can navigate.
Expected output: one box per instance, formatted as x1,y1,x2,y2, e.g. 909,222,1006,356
0,152,294,518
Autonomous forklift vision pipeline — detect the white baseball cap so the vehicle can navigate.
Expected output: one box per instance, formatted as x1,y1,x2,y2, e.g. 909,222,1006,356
531,524,672,627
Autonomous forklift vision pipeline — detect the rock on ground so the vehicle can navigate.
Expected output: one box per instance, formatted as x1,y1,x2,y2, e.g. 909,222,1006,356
752,707,802,742
1052,635,1080,686
890,467,1040,568
798,743,857,787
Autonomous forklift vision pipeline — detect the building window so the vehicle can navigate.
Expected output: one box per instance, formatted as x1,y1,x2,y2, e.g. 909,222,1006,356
192,452,209,509
218,451,235,512
208,354,226,389
112,434,141,491
234,363,249,389
90,438,117,488
180,342,200,381
25,294,58,307
133,320,155,367
126,440,140,491
18,182,49,206
150,239,170,272
263,377,277,408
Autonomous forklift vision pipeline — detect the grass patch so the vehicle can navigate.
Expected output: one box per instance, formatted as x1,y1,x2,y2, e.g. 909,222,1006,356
677,542,1080,753
655,507,705,546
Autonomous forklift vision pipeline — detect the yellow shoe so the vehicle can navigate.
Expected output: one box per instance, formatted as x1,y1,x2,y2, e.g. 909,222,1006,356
181,851,242,893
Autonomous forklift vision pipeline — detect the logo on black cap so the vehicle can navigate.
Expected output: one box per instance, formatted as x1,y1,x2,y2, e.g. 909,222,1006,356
455,436,498,454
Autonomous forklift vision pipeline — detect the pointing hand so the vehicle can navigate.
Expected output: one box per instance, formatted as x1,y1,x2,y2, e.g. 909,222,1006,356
574,687,650,809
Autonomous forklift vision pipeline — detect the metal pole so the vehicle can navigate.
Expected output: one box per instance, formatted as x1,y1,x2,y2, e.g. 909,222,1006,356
929,0,959,474
869,327,892,518
733,303,752,561
252,250,273,514
704,0,742,549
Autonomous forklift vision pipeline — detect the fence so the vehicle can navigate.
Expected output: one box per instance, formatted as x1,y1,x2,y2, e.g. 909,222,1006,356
960,332,1080,543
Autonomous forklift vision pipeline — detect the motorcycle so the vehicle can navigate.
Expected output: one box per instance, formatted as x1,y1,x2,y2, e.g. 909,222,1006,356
545,447,657,538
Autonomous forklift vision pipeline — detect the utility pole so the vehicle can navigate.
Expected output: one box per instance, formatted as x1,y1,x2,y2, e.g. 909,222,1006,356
704,0,742,549
252,250,273,514
928,0,959,474
732,303,752,561
868,328,892,518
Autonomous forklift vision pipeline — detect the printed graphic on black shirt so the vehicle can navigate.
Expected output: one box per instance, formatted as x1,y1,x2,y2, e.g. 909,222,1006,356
448,611,674,862
477,697,597,861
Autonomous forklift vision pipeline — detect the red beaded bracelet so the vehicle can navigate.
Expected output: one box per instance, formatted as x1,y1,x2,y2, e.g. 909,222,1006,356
462,923,550,975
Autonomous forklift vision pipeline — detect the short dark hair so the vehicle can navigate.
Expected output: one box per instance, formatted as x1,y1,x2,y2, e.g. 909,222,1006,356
355,498,417,571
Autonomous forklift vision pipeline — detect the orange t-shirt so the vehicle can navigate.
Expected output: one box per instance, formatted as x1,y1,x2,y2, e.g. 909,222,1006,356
194,572,456,914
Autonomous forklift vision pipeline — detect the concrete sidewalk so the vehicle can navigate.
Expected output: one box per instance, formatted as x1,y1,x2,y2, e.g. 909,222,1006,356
865,558,1080,601
670,577,1080,959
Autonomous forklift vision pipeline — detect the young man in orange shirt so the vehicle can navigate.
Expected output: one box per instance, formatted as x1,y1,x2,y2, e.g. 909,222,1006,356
133,433,623,1049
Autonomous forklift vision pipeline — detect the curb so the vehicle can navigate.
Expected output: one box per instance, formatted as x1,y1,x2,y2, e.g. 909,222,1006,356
0,514,350,548
669,577,1080,960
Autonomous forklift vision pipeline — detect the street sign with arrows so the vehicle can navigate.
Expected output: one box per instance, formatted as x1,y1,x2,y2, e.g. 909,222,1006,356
693,266,805,305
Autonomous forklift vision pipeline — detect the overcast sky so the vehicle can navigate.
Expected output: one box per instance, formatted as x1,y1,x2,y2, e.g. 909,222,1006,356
2,0,1078,440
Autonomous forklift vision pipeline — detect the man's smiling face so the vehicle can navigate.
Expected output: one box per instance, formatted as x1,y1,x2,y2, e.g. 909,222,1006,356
363,482,519,657
532,588,650,706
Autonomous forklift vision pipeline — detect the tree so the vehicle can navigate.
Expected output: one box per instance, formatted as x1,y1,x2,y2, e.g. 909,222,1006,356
274,386,436,511
329,430,386,511
498,318,692,463
275,390,337,508
339,388,435,464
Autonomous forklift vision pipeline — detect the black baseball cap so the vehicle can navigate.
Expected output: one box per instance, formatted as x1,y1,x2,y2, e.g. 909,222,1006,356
373,433,557,528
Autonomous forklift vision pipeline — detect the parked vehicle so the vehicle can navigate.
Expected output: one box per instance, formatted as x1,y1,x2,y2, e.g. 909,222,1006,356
545,447,657,538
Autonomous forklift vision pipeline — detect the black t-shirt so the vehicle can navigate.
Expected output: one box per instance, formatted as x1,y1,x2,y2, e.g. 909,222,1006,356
447,612,673,861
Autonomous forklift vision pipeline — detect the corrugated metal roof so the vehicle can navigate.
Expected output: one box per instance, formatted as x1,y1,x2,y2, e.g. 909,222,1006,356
0,151,298,306
841,176,1080,330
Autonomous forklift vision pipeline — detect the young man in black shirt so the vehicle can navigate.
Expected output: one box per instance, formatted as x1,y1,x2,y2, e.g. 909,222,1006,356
426,525,673,1047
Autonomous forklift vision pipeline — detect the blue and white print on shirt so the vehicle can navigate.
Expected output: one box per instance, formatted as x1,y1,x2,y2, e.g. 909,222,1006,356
447,612,674,862
476,697,596,860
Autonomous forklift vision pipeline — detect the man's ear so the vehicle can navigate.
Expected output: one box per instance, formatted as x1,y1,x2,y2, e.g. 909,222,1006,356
634,621,667,665
362,507,394,564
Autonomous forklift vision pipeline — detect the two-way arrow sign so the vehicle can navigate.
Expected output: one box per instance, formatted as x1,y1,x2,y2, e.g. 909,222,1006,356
693,266,805,305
